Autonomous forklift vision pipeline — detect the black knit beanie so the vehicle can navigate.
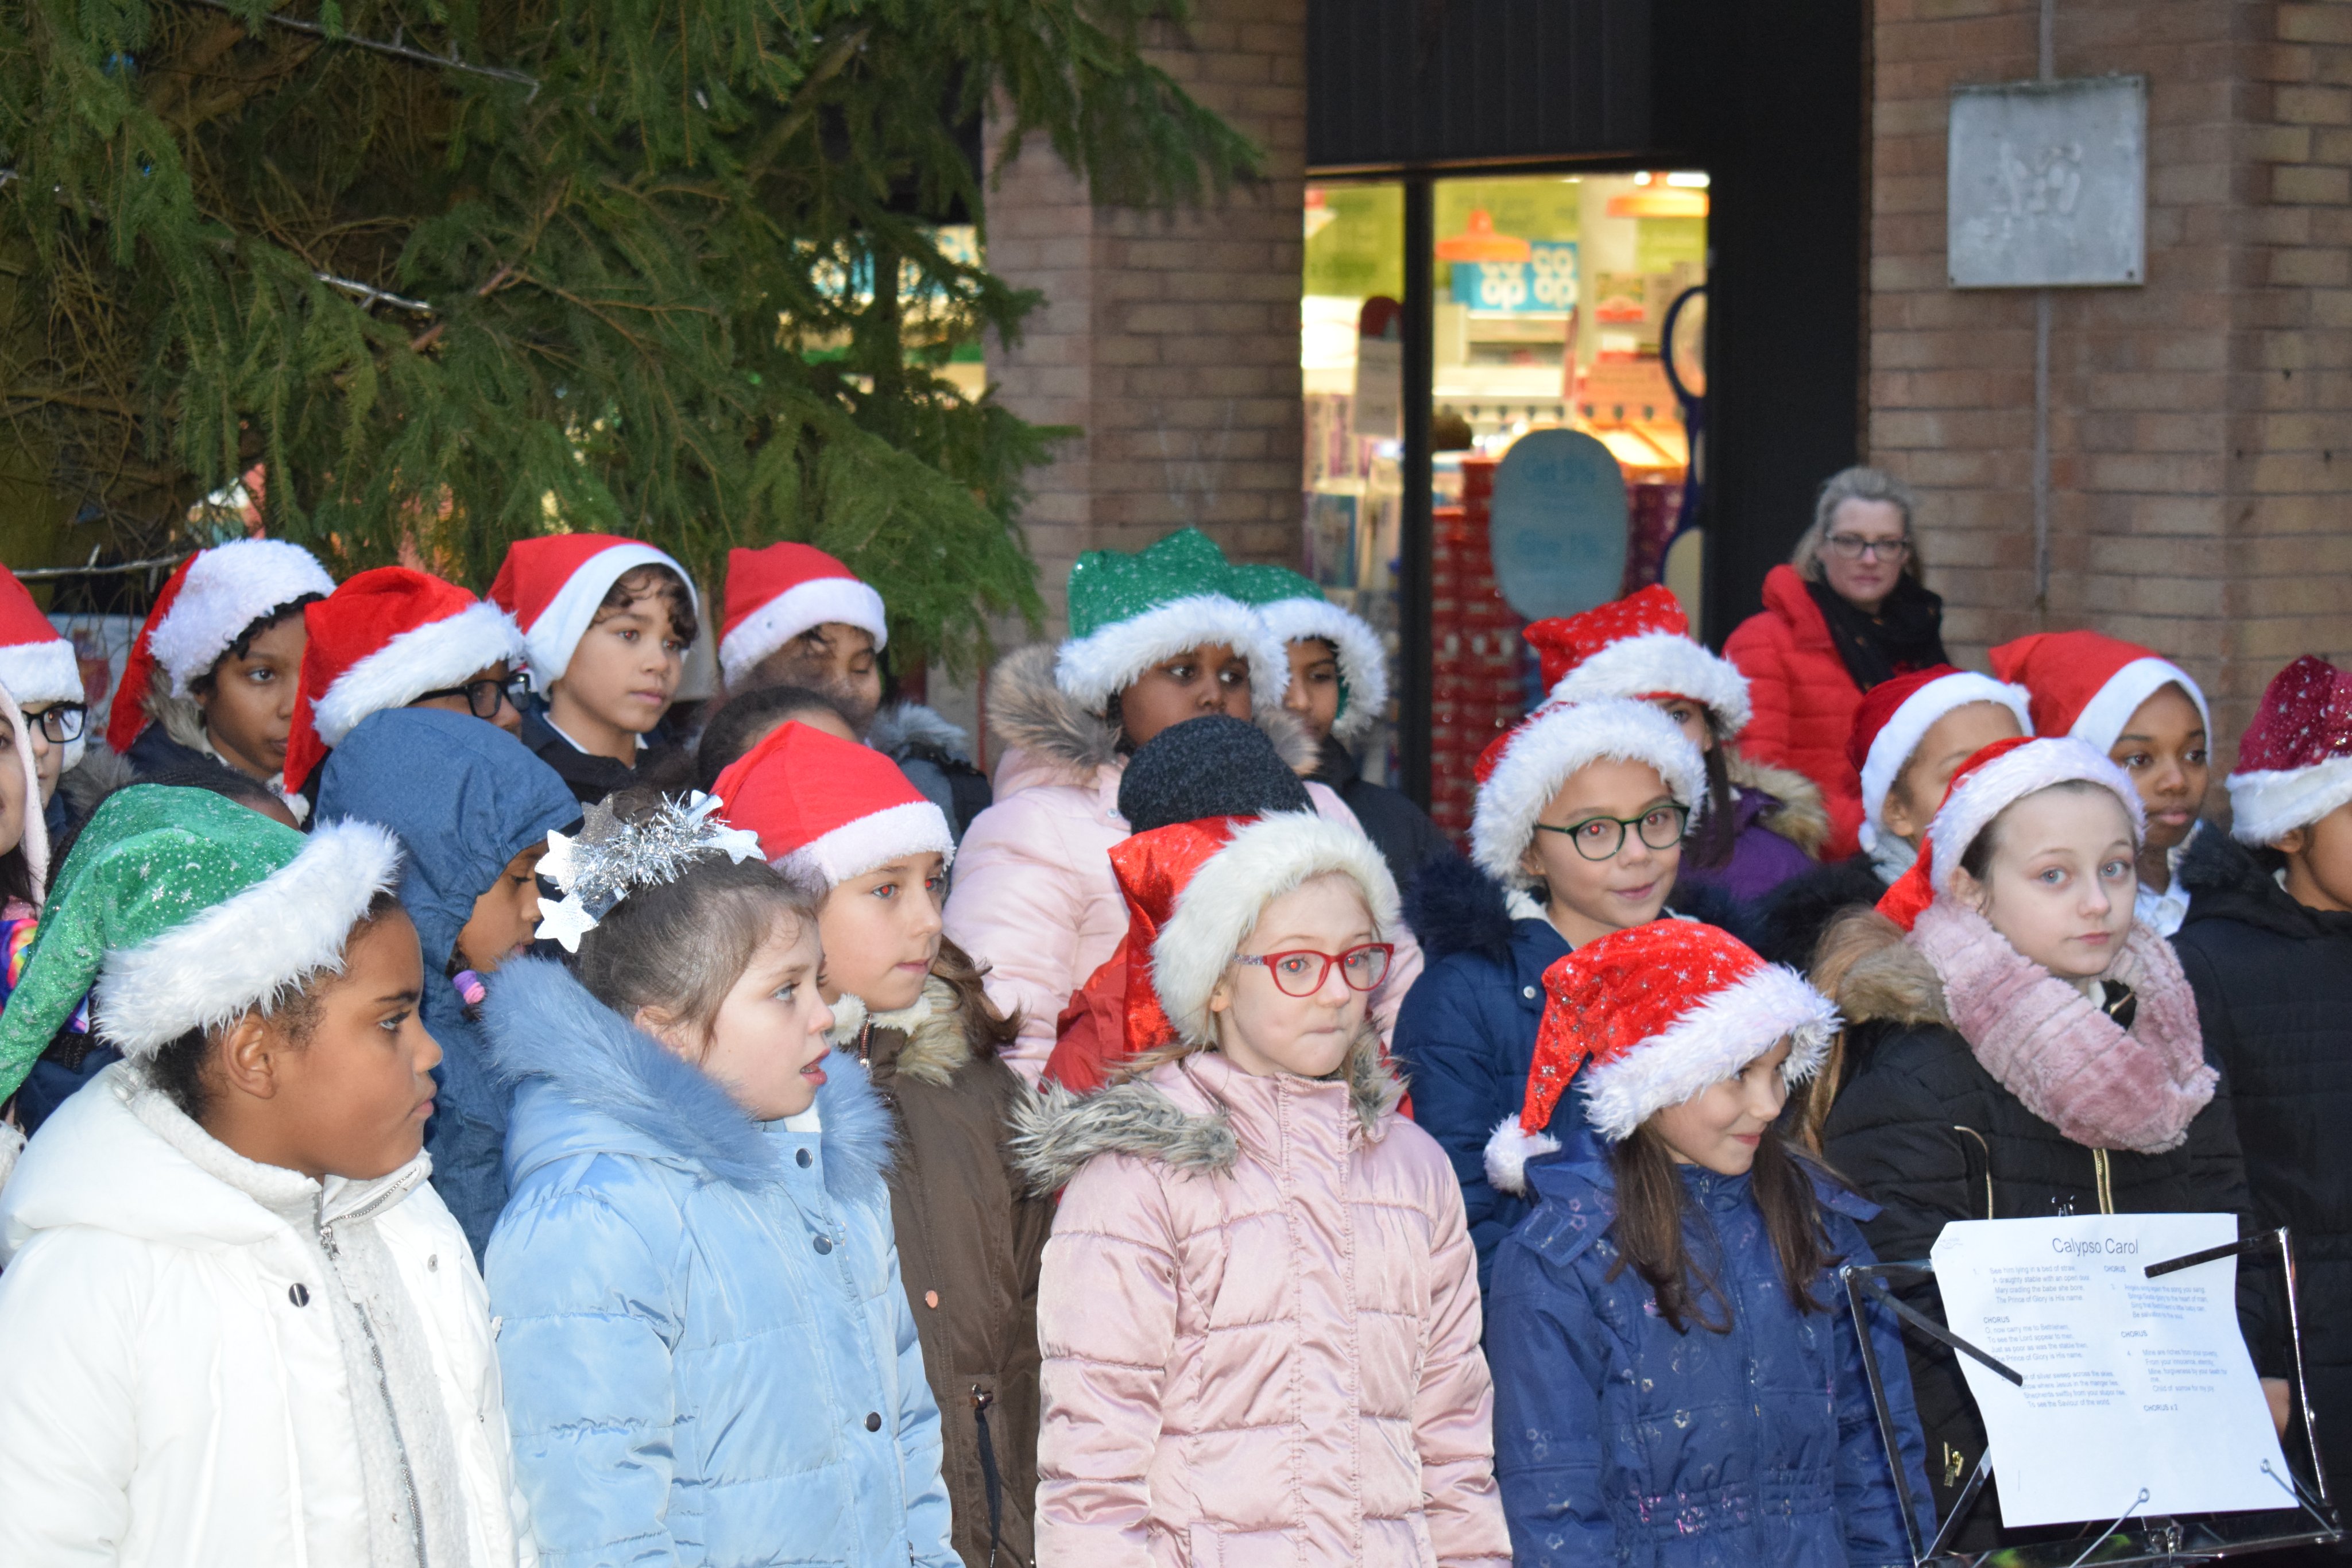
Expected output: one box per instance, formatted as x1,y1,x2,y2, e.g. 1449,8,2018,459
1117,715,1311,831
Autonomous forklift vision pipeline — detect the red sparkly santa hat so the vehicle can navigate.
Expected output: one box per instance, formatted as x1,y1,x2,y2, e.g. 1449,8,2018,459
489,533,699,692
711,719,953,891
1844,664,2032,854
106,539,335,753
1484,919,1838,1191
2226,655,2352,846
1469,697,1706,890
1525,585,1751,736
1990,630,2211,756
717,543,887,689
1874,736,2144,931
283,567,525,789
0,566,88,766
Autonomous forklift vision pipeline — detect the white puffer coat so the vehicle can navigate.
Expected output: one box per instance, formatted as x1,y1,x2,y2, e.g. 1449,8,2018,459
0,1063,535,1566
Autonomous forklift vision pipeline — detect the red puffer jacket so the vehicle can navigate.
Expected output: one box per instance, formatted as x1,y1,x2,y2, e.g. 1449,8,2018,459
1723,565,1864,860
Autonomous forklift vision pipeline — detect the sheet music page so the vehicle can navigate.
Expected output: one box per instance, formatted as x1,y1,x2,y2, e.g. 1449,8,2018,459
1929,1212,2290,1528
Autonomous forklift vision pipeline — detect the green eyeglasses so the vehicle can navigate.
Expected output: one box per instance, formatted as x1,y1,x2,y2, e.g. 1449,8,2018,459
1533,803,1689,862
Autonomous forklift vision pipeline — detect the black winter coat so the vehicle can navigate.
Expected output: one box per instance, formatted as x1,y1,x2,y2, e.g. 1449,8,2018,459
1821,950,2272,1546
2175,829,2352,1508
1311,736,1450,889
1755,853,1889,969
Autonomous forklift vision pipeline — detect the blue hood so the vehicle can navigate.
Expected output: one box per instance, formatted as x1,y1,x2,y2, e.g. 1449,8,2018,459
481,957,893,1205
315,707,579,976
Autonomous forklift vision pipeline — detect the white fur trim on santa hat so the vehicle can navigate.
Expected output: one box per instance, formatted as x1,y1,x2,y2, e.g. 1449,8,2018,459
1056,595,1292,717
151,539,335,696
772,799,956,892
312,599,527,748
0,637,84,709
719,575,888,688
2229,754,2352,846
1255,597,1390,742
520,542,698,692
1545,632,1753,738
1577,962,1838,1146
1481,1116,1561,1198
1858,673,2033,855
1150,811,1401,1047
2069,656,2211,756
1925,737,2144,896
1471,699,1706,891
94,819,401,1055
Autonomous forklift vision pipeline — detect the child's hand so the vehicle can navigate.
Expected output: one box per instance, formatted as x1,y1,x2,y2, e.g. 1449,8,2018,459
2262,1376,2292,1439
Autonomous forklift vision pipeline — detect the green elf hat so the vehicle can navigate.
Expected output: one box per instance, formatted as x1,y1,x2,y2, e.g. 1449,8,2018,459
1055,528,1290,717
1229,564,1391,743
0,785,400,1101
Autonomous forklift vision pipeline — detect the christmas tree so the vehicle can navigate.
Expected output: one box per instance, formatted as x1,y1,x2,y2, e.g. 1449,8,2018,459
0,0,1256,668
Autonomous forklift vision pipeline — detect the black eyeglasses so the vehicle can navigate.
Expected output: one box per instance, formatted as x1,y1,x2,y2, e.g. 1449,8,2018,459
22,702,86,745
1534,803,1689,862
415,672,531,721
1822,533,1910,562
1233,943,1395,997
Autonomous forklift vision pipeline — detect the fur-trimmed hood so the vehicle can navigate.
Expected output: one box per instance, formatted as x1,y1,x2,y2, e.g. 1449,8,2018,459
482,957,892,1202
1011,1031,1402,1194
1816,909,1951,1029
829,975,975,1090
987,641,1318,791
1728,748,1831,856
868,701,972,766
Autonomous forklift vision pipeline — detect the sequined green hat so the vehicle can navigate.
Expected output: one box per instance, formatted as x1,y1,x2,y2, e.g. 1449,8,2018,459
0,785,400,1099
1228,564,1391,742
1054,528,1289,715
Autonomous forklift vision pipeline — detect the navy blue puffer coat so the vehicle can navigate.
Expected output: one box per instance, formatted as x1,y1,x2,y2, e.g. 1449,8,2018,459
1487,1154,1933,1568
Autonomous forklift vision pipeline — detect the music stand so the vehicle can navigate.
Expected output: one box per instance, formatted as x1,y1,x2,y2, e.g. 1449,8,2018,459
1843,1226,2342,1567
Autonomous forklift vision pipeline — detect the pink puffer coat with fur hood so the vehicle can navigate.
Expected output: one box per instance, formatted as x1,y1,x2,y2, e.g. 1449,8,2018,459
1014,1037,1509,1568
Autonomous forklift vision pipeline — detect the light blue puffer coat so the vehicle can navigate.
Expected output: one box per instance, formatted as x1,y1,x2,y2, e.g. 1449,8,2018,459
481,958,957,1568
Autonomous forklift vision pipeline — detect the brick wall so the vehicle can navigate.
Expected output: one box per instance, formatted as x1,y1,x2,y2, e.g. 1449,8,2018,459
982,0,1308,633
1870,0,2352,774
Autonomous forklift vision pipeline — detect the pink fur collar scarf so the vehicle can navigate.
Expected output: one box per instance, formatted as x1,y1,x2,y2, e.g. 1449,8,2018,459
1908,900,2217,1155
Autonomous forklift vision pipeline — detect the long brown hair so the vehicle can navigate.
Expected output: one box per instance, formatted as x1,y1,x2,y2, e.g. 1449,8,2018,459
930,935,1020,1058
1606,1123,1841,1334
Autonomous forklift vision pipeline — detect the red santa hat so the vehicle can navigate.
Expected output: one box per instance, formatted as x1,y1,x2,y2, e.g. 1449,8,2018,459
711,719,953,891
717,543,887,689
2226,655,2352,846
1874,736,2144,931
1469,698,1706,891
106,539,335,753
1525,585,1751,736
1845,664,2032,854
1989,630,2211,756
1484,919,1838,1191
489,533,699,691
283,567,525,789
0,567,89,766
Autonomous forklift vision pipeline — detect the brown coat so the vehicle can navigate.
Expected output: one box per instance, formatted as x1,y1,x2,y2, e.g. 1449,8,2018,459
849,977,1053,1568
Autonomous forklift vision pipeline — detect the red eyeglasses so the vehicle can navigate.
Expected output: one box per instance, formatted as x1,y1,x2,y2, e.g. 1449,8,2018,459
1232,943,1395,998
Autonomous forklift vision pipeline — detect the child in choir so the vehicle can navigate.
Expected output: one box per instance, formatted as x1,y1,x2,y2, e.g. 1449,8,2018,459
1234,562,1449,884
2175,655,2352,1513
490,533,701,803
1483,919,1932,1568
0,786,532,1563
284,566,528,793
102,537,334,812
1020,810,1509,1566
1759,665,2030,969
1533,585,1830,909
714,721,1047,1568
1816,737,2280,1540
482,793,957,1567
694,682,860,788
315,706,581,1258
1993,630,2214,935
945,526,1380,1079
1394,695,1704,1283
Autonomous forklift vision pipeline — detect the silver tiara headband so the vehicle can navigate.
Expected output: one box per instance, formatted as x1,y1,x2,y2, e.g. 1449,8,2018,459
535,791,763,953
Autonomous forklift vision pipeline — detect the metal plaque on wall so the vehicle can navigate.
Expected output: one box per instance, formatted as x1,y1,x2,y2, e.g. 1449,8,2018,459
1948,75,2146,289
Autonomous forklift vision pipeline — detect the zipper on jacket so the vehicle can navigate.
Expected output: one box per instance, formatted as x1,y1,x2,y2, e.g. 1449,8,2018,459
319,1217,431,1568
1953,1125,1995,1219
2091,1148,2115,1215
